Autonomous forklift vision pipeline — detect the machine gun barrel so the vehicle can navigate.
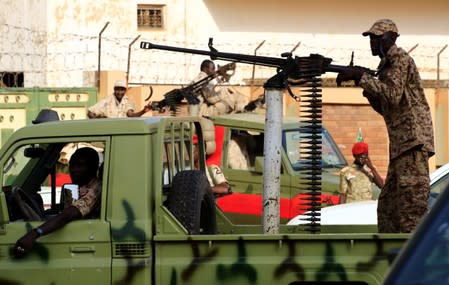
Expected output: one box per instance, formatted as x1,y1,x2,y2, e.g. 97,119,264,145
140,41,285,68
140,40,376,76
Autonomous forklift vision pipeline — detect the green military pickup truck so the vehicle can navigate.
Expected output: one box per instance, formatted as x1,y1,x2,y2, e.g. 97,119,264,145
208,113,348,225
0,116,407,284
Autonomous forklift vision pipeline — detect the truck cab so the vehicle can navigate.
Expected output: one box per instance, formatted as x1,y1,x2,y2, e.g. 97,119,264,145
0,117,210,284
209,113,348,224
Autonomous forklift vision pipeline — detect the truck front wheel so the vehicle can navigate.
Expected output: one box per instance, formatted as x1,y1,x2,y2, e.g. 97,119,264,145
167,170,217,234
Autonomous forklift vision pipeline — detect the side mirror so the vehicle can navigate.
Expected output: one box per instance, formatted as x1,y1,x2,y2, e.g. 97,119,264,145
254,156,264,173
0,191,10,224
24,147,45,158
60,184,79,204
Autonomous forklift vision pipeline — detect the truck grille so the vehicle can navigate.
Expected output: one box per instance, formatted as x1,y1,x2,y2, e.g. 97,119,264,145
114,242,150,257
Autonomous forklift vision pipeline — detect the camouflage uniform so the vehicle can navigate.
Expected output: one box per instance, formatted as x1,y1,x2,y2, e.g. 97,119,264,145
359,44,435,233
66,178,102,217
379,149,429,233
340,164,375,203
88,94,135,118
193,71,248,116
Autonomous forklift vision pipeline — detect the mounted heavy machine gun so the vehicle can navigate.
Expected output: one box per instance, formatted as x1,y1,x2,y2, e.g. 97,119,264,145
149,62,236,114
140,38,375,234
140,38,375,93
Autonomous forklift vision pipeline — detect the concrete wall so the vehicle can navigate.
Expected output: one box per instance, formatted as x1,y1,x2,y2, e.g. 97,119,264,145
1,0,448,171
2,0,449,87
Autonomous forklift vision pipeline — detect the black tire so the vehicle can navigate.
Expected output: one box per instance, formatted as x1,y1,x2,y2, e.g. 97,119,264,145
167,170,216,234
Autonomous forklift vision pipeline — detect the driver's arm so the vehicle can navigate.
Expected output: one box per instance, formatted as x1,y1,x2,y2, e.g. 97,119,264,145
13,205,81,258
14,178,102,258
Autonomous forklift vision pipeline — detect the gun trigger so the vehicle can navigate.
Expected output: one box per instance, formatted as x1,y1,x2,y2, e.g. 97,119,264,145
287,85,301,102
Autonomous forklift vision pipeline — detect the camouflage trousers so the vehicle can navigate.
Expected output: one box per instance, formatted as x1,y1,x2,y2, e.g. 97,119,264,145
377,149,429,233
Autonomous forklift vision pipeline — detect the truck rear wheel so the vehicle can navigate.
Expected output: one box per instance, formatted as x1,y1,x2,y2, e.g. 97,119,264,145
167,170,217,234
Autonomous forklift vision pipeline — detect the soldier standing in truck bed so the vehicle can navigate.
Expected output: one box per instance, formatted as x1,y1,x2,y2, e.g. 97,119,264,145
192,60,248,117
336,19,435,233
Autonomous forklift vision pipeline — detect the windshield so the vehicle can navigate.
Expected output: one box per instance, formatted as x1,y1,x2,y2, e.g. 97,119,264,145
283,128,347,171
3,144,51,187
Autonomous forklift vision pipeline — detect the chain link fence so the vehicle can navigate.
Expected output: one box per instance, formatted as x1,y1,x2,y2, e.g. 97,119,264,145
1,23,449,88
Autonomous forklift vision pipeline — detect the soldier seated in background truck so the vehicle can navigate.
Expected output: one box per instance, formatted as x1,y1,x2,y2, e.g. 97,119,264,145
12,147,102,258
193,135,232,197
87,80,152,118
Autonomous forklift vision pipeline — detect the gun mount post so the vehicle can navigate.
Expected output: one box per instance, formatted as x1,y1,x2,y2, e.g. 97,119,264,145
262,88,284,234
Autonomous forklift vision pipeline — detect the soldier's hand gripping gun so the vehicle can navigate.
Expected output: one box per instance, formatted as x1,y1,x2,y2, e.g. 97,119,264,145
149,62,236,113
244,95,265,112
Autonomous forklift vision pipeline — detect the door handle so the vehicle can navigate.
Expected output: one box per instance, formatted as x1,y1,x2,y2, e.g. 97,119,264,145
70,246,96,253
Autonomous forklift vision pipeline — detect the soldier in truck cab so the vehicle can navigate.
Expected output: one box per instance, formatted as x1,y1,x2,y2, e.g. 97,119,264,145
87,80,152,118
13,147,102,258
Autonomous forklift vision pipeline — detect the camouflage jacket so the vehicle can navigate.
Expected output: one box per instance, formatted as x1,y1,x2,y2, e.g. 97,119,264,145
340,164,374,203
192,72,248,116
359,44,435,160
71,178,102,217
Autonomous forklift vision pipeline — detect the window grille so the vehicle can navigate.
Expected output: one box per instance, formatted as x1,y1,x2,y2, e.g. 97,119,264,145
137,5,164,29
0,72,24,88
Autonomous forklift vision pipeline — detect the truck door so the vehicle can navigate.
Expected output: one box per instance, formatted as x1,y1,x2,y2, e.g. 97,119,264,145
0,139,111,285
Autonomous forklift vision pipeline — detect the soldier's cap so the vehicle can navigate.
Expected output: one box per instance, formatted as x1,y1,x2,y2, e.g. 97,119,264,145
352,142,369,155
114,80,127,89
32,109,60,124
362,19,399,37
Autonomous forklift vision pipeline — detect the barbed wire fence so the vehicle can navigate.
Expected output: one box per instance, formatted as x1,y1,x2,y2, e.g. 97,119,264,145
1,23,449,88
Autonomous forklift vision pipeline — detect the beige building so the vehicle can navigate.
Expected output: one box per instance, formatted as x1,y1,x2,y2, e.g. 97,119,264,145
1,0,449,175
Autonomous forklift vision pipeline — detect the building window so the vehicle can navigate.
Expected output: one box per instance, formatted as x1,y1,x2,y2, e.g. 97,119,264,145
0,72,24,88
137,4,164,29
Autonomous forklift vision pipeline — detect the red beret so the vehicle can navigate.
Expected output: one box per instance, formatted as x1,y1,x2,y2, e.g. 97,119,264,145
352,142,369,155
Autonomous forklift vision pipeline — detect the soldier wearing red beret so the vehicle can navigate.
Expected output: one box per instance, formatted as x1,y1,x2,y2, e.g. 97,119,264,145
340,142,384,204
